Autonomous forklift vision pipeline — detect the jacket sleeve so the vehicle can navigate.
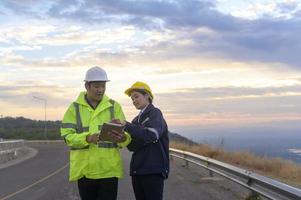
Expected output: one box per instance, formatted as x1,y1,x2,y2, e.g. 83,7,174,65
125,108,165,145
127,138,145,152
60,104,89,148
113,101,132,148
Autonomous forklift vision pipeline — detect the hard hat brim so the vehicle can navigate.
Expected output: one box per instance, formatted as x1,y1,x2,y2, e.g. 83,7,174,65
84,79,110,82
124,87,153,99
124,88,133,96
125,81,154,99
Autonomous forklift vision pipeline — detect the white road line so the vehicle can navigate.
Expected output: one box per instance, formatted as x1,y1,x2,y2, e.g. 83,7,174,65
0,163,69,200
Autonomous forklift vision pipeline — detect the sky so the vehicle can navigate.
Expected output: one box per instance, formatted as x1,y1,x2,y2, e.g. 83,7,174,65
0,0,301,137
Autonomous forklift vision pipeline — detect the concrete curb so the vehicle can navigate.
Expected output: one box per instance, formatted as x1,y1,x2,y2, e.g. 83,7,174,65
26,140,65,144
0,140,64,170
0,147,38,170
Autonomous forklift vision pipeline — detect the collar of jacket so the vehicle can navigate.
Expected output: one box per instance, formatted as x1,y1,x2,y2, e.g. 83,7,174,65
75,91,114,117
137,103,154,122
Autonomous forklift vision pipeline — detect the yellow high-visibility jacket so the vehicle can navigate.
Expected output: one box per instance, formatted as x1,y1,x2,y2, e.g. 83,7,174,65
61,92,131,181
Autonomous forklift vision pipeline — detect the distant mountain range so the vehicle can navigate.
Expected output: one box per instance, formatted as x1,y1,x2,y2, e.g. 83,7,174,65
0,117,193,144
168,131,197,145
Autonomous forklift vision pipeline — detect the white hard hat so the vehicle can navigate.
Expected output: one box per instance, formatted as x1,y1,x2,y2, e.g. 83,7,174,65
84,66,109,82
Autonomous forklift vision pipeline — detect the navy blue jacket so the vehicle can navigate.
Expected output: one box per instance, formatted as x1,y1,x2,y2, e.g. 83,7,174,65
125,104,169,178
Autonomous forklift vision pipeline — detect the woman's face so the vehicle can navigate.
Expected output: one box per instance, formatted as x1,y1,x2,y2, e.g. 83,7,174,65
130,90,150,110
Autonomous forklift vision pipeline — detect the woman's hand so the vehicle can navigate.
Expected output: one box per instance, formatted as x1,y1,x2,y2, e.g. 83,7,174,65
110,118,126,126
108,130,126,143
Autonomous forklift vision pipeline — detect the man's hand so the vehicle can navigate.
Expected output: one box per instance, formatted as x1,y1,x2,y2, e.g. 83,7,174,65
86,133,99,144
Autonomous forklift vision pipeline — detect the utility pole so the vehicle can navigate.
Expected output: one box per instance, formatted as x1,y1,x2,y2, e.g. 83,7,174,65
33,96,47,140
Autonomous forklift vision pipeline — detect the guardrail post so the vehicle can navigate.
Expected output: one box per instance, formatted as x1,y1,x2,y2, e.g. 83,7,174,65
183,154,189,168
205,159,213,177
209,169,213,177
246,177,262,200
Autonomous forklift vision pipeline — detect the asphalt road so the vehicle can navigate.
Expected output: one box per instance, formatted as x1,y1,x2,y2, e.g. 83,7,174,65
0,143,249,200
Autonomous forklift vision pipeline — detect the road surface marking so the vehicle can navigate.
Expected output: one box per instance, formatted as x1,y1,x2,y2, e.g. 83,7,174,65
0,163,69,200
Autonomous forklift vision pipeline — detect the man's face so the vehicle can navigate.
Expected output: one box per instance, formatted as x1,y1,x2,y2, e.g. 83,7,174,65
86,81,106,102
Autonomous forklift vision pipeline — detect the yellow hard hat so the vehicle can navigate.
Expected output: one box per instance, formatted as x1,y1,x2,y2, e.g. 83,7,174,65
125,81,153,99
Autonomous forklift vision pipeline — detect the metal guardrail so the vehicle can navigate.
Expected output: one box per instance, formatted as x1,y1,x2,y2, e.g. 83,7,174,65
0,140,25,164
169,148,301,200
0,140,25,152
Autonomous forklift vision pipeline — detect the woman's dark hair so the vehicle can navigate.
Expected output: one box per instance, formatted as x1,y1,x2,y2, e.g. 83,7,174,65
132,89,153,103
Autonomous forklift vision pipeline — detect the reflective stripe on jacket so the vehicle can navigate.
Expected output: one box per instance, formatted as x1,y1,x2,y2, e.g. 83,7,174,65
61,91,131,181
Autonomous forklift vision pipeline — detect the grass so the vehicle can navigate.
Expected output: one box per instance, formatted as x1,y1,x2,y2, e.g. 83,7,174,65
170,141,301,188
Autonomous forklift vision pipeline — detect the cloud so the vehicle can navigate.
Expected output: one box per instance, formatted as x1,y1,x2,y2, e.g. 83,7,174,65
0,0,54,18
43,0,301,67
34,26,136,46
156,84,301,116
178,18,301,67
46,0,241,31
175,85,301,99
1,0,239,31
0,38,299,77
0,52,24,64
0,49,128,68
294,8,301,17
1,0,301,69
229,1,301,19
231,2,277,19
0,82,73,120
0,82,72,107
277,1,299,13
0,24,55,44
0,45,41,53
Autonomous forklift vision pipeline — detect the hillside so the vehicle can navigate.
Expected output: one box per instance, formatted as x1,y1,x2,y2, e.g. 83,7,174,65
0,117,61,140
168,131,197,145
0,117,188,143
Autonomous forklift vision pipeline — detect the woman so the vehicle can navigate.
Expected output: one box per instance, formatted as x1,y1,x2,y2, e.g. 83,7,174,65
118,81,169,200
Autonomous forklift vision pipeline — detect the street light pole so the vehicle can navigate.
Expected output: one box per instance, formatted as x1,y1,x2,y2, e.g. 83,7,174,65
33,96,47,140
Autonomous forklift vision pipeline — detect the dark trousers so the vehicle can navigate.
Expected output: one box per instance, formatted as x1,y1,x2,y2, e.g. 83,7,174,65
132,174,164,200
77,177,118,200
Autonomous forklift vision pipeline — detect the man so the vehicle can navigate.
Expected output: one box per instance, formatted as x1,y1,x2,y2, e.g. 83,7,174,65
61,66,131,200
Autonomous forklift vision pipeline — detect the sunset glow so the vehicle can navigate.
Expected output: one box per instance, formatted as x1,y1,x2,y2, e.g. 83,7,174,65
1,0,300,136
